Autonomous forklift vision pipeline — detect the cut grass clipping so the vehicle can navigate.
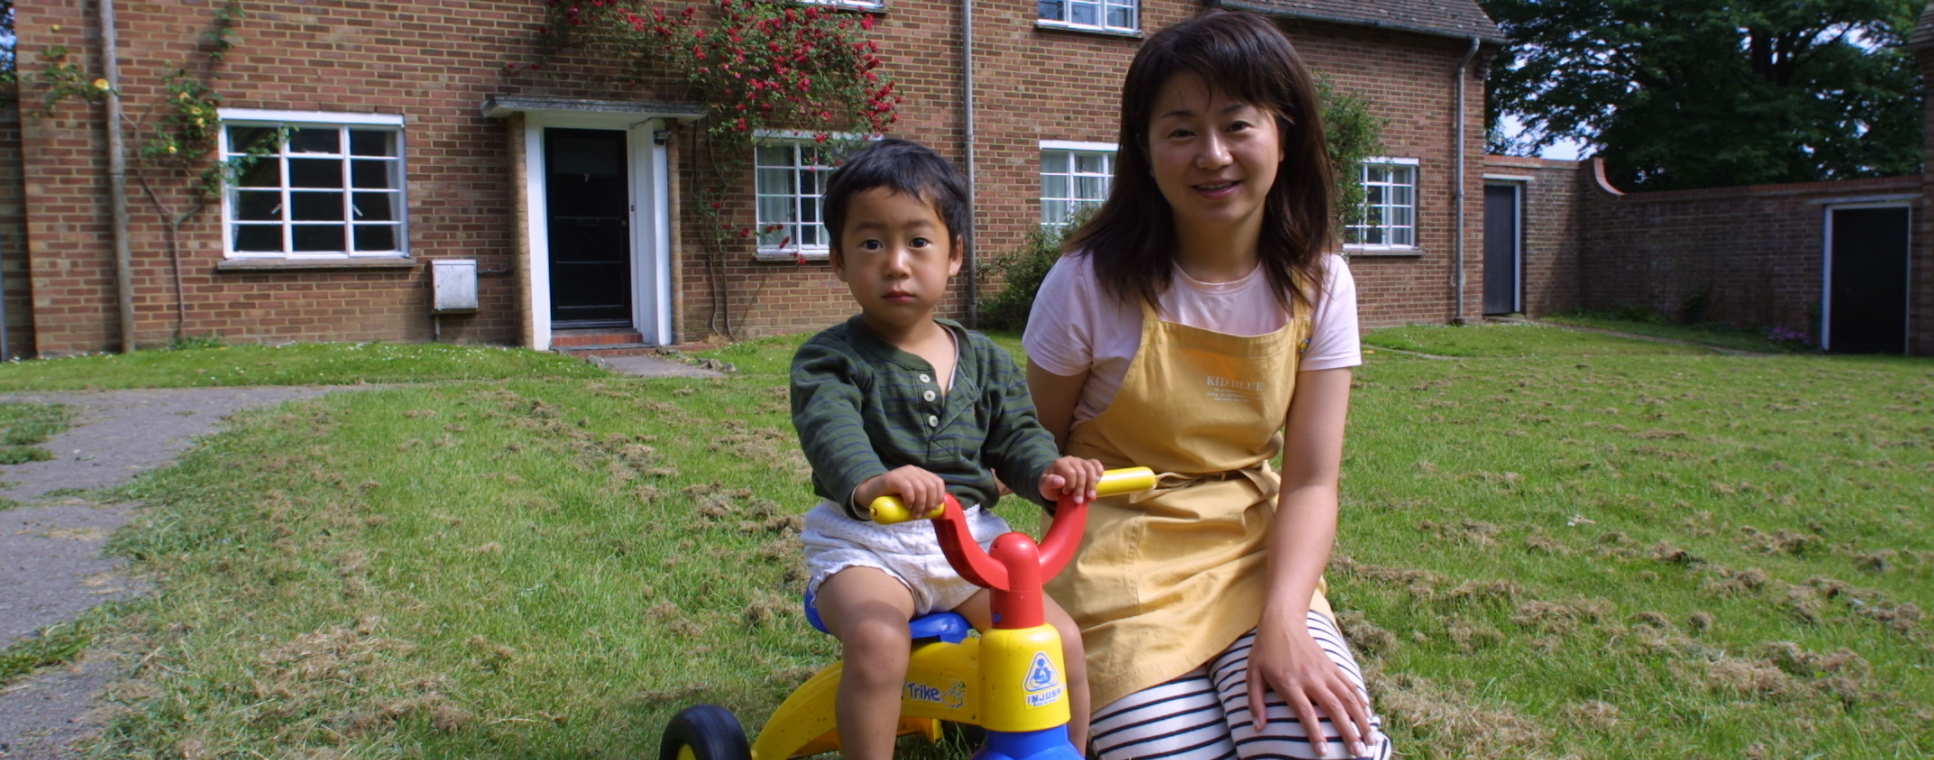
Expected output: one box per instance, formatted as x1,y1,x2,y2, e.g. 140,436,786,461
0,402,73,464
59,324,1934,758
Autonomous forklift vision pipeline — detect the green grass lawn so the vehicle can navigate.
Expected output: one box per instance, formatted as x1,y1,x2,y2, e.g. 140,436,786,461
11,328,1927,759
1535,310,1804,353
0,341,606,391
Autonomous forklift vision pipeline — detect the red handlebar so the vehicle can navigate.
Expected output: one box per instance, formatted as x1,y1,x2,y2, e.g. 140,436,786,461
928,495,1089,629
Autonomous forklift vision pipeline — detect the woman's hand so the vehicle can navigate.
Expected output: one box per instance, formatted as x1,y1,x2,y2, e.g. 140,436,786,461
1248,610,1373,758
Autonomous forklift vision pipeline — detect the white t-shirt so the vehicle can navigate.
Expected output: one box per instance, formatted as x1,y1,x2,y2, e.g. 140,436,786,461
1022,251,1362,427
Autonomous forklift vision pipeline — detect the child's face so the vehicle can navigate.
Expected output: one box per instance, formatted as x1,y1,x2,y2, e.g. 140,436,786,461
830,186,963,333
1146,71,1284,236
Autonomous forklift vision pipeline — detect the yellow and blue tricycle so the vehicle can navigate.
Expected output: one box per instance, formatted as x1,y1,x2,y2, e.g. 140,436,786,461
659,467,1156,760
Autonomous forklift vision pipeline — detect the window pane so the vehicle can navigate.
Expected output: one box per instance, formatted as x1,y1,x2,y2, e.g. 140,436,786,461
1038,0,1064,21
1042,152,1069,173
351,159,396,189
291,191,344,222
801,196,820,225
234,157,281,188
1076,176,1105,201
757,169,793,195
1043,174,1069,199
292,224,345,252
1045,200,1068,225
287,128,340,154
1072,0,1097,25
758,224,785,248
759,196,794,225
1107,1,1135,28
800,223,821,247
1075,153,1104,174
1393,185,1413,207
235,190,281,221
756,145,790,167
289,158,342,188
352,192,397,222
353,224,398,252
226,126,280,155
349,130,397,157
234,224,282,252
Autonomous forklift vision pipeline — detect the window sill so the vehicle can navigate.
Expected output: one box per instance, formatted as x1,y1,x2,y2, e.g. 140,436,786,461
217,257,416,272
1343,246,1425,258
799,0,884,12
754,249,831,263
1035,20,1142,39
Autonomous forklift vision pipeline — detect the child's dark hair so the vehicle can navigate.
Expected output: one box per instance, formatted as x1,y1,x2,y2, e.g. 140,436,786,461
821,138,971,249
1065,10,1336,313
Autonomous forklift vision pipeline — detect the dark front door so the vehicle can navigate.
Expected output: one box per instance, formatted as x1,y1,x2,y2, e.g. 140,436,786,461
1482,183,1521,315
546,128,631,325
1827,207,1909,354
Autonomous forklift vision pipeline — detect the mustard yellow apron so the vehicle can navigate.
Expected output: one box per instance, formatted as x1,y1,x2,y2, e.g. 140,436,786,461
1047,297,1333,709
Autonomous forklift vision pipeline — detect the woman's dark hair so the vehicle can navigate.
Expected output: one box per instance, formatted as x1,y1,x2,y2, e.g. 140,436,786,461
822,137,970,250
1064,10,1336,312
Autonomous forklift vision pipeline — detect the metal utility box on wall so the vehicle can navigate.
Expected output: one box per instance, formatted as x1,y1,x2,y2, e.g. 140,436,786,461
431,259,478,313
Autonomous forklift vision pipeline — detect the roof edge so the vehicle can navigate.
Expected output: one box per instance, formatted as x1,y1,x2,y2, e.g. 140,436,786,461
1212,0,1509,45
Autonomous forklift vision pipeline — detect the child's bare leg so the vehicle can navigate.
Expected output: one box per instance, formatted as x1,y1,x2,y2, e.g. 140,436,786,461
816,567,917,760
953,591,1093,751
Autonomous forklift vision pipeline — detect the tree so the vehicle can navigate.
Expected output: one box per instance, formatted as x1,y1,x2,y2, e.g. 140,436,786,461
1482,0,1924,190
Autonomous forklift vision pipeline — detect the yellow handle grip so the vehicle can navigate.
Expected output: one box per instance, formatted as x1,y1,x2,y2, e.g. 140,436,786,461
867,466,1157,523
1094,466,1157,498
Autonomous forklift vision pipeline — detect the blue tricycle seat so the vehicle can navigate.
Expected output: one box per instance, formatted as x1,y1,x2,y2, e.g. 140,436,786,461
802,589,971,644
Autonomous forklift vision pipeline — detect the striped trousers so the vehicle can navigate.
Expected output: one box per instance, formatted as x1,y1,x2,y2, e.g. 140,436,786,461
1089,611,1392,760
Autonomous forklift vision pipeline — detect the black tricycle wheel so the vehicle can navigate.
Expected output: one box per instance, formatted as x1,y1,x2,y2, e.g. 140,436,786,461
658,704,751,760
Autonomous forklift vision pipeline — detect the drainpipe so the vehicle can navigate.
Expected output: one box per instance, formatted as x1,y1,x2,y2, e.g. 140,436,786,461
961,0,978,326
1452,35,1479,325
100,0,136,352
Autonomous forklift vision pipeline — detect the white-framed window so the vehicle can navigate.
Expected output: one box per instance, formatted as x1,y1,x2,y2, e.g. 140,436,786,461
1038,0,1138,33
219,109,407,259
754,139,840,259
1347,157,1418,249
1041,141,1116,230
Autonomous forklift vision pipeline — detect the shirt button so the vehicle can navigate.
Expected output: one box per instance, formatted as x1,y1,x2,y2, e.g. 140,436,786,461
919,373,932,383
923,390,936,402
927,414,940,427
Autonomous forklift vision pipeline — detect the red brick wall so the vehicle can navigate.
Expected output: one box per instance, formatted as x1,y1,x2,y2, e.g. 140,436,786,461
1577,167,1921,347
1287,21,1489,328
14,0,618,355
0,102,32,359
14,0,1489,353
673,6,1489,341
1485,153,1583,317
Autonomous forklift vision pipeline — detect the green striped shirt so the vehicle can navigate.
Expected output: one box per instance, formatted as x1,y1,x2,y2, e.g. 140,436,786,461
790,317,1062,520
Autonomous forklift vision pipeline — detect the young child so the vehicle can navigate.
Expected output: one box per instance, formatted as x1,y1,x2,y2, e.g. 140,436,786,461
790,138,1103,760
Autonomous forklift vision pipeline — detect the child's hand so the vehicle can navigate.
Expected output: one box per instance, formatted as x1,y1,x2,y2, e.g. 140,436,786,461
1040,456,1105,506
857,465,949,519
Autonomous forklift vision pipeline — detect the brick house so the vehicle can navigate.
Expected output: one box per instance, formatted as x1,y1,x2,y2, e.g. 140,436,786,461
1,0,1503,357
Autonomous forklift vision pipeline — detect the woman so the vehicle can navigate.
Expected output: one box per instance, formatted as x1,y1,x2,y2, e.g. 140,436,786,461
1024,11,1390,760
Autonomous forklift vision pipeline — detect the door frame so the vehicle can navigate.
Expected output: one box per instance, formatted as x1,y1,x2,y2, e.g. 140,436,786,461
1482,174,1530,315
519,113,675,350
1820,200,1913,353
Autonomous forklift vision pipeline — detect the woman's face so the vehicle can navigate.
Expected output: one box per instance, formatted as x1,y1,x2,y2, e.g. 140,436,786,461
1145,72,1283,239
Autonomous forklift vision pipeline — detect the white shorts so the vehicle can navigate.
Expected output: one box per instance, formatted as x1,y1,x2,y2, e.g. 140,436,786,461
802,500,1012,615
